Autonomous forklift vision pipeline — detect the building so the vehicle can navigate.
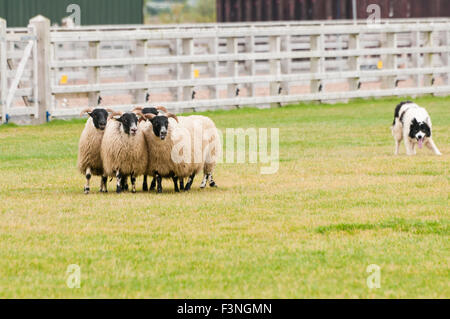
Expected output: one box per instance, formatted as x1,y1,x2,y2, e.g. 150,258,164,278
217,0,450,22
0,0,143,27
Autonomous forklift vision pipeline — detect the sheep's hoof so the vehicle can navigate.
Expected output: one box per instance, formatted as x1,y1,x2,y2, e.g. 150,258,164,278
157,189,162,193
200,184,206,189
116,186,122,194
131,189,136,193
84,187,90,194
209,182,217,187
143,184,148,192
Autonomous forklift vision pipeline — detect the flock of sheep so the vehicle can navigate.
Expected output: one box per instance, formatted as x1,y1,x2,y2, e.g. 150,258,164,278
77,105,221,194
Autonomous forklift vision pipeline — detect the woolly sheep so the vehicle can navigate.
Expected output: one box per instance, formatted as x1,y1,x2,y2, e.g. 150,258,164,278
133,106,167,191
186,115,221,188
100,111,148,193
77,107,113,194
141,111,204,193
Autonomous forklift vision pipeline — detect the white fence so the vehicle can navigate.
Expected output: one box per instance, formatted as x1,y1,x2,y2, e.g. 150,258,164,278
1,17,450,124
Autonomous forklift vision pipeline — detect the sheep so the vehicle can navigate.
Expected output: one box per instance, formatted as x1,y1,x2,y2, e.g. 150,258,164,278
77,107,113,194
133,106,167,191
141,111,204,193
184,115,221,189
100,111,148,193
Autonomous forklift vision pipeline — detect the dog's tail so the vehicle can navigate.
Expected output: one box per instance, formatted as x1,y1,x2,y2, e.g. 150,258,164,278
393,101,412,126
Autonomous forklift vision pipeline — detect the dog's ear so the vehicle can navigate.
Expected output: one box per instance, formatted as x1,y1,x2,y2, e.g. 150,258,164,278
411,118,418,126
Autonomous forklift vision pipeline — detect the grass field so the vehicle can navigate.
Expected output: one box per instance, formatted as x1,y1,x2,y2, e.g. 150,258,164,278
0,96,448,298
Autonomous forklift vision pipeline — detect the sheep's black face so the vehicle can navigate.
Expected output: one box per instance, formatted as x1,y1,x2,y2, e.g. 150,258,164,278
409,118,431,148
151,116,169,140
90,109,108,130
141,107,158,115
118,113,138,136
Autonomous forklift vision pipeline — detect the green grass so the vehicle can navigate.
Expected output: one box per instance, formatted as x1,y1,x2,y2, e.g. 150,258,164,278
0,96,448,298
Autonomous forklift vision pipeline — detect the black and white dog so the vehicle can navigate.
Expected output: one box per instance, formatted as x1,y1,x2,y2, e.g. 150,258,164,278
392,101,441,156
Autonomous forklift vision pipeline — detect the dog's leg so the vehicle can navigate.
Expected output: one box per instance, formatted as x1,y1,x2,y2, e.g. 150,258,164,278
394,139,400,155
404,138,415,156
426,138,442,155
411,142,416,155
392,120,403,155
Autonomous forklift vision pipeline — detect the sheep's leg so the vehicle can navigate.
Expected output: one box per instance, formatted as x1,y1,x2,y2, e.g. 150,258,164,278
156,174,163,193
116,171,122,193
130,173,136,193
120,175,129,191
425,138,442,155
179,178,184,191
84,168,91,194
150,177,156,191
100,175,108,193
208,174,217,187
184,173,196,191
200,174,208,188
172,176,180,192
142,175,148,192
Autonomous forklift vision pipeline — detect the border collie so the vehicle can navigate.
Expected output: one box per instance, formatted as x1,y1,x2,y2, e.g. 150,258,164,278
392,101,441,156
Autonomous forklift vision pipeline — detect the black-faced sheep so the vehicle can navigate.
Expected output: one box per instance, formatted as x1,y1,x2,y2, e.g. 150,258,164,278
142,110,208,193
133,106,168,191
77,107,113,194
100,111,148,193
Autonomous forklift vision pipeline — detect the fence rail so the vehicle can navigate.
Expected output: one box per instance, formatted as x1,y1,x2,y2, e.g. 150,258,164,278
1,17,450,123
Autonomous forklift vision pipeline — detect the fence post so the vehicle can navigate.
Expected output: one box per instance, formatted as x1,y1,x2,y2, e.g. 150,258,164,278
381,32,397,90
269,35,281,107
244,33,255,98
446,31,450,86
181,38,194,101
310,33,323,95
280,33,291,96
171,38,182,101
348,33,360,91
0,18,7,124
411,30,421,88
208,35,219,99
132,39,148,104
88,41,100,106
423,31,434,88
30,15,51,124
226,37,238,100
